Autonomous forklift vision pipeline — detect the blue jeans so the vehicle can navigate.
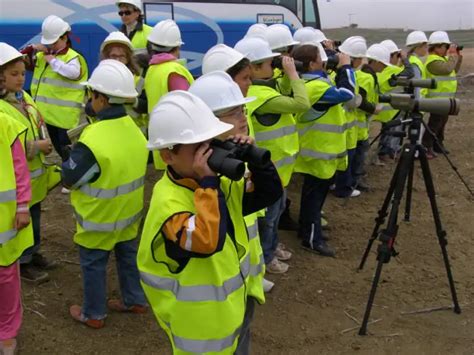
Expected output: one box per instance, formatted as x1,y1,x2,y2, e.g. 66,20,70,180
79,239,146,320
334,148,356,197
352,139,369,186
20,203,41,264
378,122,403,158
258,189,287,265
298,174,332,246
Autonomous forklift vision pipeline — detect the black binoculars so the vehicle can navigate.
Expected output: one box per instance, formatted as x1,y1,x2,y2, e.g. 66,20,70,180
272,57,305,72
207,139,271,181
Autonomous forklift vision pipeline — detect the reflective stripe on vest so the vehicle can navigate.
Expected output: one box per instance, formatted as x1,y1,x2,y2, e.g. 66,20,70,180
254,125,296,142
0,229,17,245
74,209,143,232
30,166,46,179
273,154,296,169
249,254,265,277
246,220,258,241
31,77,84,90
140,253,250,302
169,322,241,354
299,148,347,161
79,176,145,199
35,96,83,109
0,189,16,203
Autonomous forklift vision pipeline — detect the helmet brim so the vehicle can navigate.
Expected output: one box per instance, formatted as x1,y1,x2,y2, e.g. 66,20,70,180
250,52,280,64
212,96,256,113
81,81,139,99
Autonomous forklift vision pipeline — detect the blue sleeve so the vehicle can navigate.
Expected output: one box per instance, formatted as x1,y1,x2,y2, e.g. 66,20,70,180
61,142,100,189
314,65,355,111
335,64,356,94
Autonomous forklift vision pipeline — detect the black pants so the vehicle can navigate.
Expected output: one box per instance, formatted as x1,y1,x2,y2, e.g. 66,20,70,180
422,113,449,149
298,174,332,245
46,123,71,161
20,202,41,264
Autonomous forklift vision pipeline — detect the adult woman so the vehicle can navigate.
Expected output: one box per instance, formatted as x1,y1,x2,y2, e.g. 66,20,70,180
116,0,152,54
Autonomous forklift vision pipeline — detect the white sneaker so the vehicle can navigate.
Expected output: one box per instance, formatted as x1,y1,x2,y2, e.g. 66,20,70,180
350,189,361,198
61,187,70,194
275,246,292,261
262,278,274,293
266,257,289,274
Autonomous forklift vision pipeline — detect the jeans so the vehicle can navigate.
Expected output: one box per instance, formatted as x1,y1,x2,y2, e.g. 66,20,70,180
46,124,71,162
258,189,287,265
334,148,356,197
20,203,41,264
298,174,332,246
79,239,146,320
352,139,369,186
378,119,403,157
235,297,256,355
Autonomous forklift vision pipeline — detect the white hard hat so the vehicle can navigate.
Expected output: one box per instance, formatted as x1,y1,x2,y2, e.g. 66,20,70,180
116,0,143,12
293,27,328,62
428,31,451,45
313,29,328,43
234,37,279,63
245,24,268,39
266,24,299,51
202,44,245,75
338,36,367,58
100,31,133,53
148,19,184,47
380,39,400,54
41,15,71,45
189,71,255,113
366,44,393,67
406,31,428,47
147,91,233,150
0,43,24,66
82,59,138,99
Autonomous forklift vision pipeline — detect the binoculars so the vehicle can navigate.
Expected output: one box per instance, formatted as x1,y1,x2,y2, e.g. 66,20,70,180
207,139,271,181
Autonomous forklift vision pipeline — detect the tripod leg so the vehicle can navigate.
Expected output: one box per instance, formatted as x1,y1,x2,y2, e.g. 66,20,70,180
359,152,403,270
418,147,461,314
404,155,415,222
359,145,414,335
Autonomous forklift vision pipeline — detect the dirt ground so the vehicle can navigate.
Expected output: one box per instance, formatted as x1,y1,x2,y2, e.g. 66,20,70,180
17,50,474,354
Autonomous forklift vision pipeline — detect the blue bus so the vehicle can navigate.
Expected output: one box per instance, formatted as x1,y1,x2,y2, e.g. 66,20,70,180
0,0,321,78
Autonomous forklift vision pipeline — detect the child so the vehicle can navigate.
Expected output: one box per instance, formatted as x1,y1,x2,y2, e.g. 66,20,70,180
0,110,34,355
138,90,282,354
62,60,148,329
23,15,88,165
0,42,57,283
291,44,355,257
234,36,311,274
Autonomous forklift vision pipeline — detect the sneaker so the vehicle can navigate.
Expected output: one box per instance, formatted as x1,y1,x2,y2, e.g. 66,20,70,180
0,338,17,355
107,299,147,314
266,257,289,274
70,305,105,329
61,187,70,194
425,148,438,160
350,189,361,198
262,278,275,293
301,241,336,257
32,253,58,270
275,245,292,261
20,264,49,284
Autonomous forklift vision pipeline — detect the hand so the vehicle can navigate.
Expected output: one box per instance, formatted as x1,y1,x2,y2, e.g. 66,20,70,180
447,44,458,56
37,139,53,155
374,104,384,115
193,142,216,179
44,54,55,63
33,44,48,52
228,134,255,146
400,50,407,60
281,56,299,80
15,211,30,230
337,53,351,67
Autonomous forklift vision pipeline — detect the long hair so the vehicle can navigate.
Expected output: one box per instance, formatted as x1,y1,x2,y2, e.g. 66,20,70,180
291,44,320,73
100,43,140,75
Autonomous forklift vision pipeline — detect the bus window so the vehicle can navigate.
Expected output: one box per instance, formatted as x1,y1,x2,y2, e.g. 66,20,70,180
304,0,320,28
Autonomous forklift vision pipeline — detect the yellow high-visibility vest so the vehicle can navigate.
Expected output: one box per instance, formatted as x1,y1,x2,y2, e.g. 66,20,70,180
425,54,457,98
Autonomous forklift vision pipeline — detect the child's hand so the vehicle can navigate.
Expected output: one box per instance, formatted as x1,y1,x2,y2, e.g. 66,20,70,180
193,142,216,179
15,211,30,230
37,139,53,155
228,134,255,146
282,56,299,80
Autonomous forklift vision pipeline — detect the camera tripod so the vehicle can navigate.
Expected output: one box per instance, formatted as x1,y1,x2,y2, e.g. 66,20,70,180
357,110,461,335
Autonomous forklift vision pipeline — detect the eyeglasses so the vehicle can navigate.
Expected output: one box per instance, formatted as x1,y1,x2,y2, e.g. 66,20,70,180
118,10,133,16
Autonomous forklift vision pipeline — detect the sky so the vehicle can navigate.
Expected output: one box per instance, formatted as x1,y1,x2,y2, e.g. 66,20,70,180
318,0,474,30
